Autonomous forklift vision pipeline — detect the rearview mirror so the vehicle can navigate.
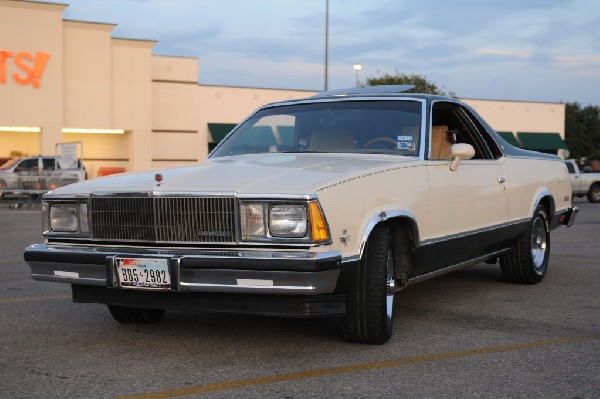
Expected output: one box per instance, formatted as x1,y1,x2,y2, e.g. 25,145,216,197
449,143,475,171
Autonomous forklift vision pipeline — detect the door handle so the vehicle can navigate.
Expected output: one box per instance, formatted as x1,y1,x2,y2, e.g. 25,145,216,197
497,177,507,184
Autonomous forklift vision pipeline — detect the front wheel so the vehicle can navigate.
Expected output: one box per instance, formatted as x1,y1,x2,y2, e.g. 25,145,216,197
342,224,396,344
108,305,166,323
587,184,600,203
500,204,550,284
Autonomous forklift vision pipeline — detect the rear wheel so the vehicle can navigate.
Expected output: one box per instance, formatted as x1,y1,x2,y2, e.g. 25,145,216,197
343,224,396,344
108,305,166,323
500,204,550,284
587,184,600,203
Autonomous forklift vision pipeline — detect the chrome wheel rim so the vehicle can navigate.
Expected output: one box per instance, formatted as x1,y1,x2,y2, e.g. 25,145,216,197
531,217,547,270
385,248,395,320
592,188,600,202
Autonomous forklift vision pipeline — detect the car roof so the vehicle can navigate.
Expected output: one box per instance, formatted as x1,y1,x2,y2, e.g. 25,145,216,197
259,86,456,109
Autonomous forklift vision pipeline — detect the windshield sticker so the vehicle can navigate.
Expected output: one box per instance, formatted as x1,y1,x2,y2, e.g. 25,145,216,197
397,135,416,151
397,141,416,151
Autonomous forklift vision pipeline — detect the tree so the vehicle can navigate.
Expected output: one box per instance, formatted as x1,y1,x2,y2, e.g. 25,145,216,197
365,70,455,97
565,102,600,161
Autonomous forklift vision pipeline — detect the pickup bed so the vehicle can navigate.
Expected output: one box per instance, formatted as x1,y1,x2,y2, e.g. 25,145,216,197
564,159,600,203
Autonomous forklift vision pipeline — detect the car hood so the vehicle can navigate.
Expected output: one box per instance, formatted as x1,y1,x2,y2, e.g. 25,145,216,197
46,153,418,197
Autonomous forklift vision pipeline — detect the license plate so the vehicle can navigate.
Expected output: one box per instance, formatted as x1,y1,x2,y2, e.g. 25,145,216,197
115,258,171,290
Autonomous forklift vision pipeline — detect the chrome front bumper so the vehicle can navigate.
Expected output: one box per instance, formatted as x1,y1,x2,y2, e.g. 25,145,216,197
24,243,342,295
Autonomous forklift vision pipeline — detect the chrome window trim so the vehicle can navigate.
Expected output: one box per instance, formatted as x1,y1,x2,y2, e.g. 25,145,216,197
209,97,428,162
428,99,500,161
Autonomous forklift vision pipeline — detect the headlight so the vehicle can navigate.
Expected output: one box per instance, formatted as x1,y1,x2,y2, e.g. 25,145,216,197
49,204,79,232
269,205,307,237
44,202,89,234
240,200,330,243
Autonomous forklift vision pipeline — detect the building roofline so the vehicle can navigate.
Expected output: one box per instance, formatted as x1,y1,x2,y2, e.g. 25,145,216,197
63,19,117,30
198,83,319,93
3,0,68,12
459,97,564,106
153,54,199,61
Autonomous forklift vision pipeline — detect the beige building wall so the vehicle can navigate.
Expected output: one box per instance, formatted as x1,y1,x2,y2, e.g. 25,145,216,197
198,85,316,157
151,56,201,169
463,98,566,138
111,38,155,173
0,0,66,157
63,20,114,128
0,0,570,177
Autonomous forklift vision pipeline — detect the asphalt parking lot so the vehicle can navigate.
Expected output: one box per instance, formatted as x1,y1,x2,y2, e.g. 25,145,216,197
0,198,598,399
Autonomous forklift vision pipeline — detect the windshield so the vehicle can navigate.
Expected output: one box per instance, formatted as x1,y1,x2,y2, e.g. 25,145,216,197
0,158,20,170
210,100,422,158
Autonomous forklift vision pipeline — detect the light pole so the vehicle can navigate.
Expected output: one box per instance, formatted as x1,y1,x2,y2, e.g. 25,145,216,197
324,0,329,90
353,63,362,86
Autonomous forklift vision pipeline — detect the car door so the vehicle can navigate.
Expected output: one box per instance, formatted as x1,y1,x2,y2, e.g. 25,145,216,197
414,101,508,276
12,158,41,192
564,161,581,194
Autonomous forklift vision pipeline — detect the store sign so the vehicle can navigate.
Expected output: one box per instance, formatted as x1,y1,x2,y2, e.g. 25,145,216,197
0,51,50,89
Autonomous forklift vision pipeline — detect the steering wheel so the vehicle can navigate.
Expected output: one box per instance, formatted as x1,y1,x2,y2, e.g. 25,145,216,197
363,137,398,149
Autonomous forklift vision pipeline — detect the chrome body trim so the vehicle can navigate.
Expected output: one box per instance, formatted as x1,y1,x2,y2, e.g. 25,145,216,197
358,210,418,259
567,206,578,227
25,244,342,295
407,249,510,285
532,190,553,215
419,218,529,247
43,193,330,247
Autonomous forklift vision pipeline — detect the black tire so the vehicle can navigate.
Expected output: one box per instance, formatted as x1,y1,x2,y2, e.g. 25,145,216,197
500,204,550,284
342,224,396,344
587,184,600,203
108,305,166,323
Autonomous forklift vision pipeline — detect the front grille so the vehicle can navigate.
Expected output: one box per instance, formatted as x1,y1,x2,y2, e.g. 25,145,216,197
90,196,237,243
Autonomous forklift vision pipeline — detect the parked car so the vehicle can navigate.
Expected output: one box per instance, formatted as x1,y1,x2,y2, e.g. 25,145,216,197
24,86,577,344
0,156,86,198
564,159,600,203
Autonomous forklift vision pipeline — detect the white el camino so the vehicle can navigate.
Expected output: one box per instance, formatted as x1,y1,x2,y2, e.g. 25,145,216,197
25,86,578,344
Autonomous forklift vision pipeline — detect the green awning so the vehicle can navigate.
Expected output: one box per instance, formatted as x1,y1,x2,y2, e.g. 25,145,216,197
517,132,568,150
497,132,521,148
208,123,237,143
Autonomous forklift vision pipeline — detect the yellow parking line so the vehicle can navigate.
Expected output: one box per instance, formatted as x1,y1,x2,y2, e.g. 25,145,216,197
0,295,70,304
117,335,598,399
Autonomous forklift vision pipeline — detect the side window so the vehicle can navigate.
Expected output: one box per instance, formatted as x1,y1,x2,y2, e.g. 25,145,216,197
42,158,56,170
15,158,39,171
460,106,503,159
430,102,494,160
565,162,575,174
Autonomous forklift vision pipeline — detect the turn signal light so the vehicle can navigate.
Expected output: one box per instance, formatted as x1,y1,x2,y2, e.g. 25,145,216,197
308,201,329,242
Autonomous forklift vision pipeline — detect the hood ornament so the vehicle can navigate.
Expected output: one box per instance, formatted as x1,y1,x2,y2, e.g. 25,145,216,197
154,173,163,186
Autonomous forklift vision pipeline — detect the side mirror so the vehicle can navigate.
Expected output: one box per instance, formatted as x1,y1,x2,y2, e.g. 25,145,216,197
449,143,475,171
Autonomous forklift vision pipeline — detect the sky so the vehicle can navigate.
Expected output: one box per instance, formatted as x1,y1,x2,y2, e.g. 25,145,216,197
51,0,600,105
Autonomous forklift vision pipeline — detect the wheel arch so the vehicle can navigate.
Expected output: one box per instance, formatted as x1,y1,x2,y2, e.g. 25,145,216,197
358,211,419,284
533,190,555,218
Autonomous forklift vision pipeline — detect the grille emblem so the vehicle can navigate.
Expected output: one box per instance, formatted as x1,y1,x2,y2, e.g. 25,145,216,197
154,173,163,186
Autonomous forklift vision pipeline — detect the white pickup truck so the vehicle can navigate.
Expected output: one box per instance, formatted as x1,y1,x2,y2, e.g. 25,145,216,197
564,159,600,203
